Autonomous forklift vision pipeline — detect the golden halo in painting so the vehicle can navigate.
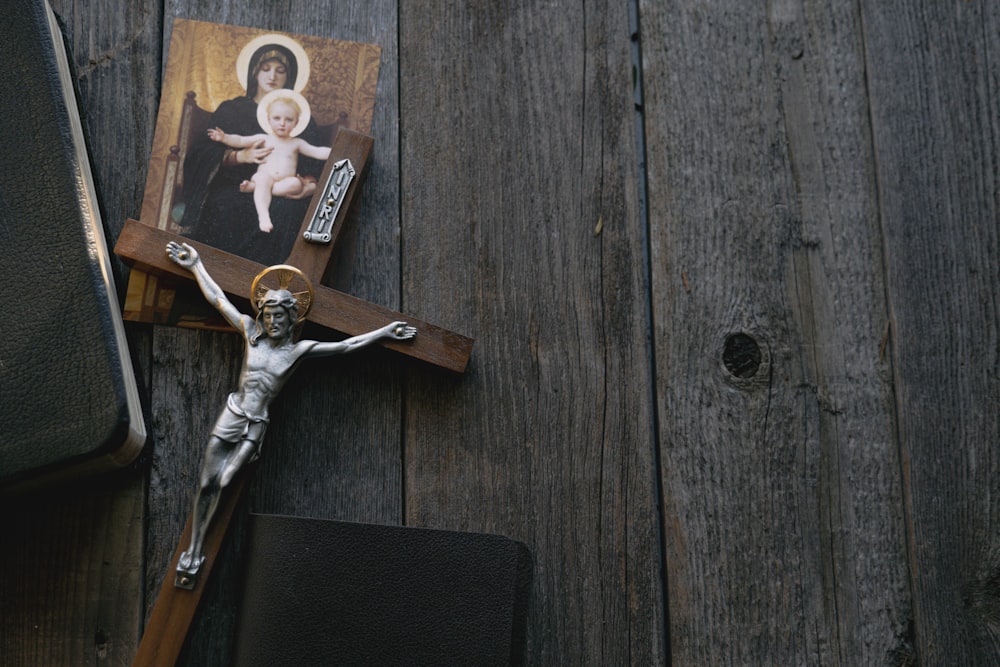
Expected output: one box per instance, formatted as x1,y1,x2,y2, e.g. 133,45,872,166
250,264,314,323
236,33,310,94
256,89,311,137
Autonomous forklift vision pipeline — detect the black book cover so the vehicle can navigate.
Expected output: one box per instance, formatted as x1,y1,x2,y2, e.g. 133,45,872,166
232,514,532,666
0,0,146,491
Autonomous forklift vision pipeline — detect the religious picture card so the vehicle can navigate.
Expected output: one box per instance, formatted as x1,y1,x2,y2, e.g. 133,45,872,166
123,19,380,328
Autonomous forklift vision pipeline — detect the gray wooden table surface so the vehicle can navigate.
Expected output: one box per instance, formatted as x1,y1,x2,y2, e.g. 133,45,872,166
2,1,998,665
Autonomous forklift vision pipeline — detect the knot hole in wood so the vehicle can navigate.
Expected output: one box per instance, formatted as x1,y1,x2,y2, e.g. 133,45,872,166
722,333,761,378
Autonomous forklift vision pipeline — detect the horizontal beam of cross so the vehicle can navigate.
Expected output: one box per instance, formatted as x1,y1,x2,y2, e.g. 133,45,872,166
116,220,472,373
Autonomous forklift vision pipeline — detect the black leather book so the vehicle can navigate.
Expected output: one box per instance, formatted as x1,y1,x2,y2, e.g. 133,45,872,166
232,514,533,666
0,0,146,492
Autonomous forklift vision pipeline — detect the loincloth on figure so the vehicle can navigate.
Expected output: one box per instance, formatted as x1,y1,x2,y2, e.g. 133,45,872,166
211,393,269,453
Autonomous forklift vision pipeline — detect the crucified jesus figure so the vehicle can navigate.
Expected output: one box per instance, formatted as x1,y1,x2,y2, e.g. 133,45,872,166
166,241,416,588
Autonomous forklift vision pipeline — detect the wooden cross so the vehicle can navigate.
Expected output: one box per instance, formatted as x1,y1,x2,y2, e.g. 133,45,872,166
115,128,472,666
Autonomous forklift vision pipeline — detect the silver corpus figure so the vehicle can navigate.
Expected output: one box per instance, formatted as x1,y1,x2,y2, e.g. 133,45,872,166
165,241,416,589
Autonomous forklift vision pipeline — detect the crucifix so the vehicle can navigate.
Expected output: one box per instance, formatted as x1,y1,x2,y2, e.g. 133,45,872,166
115,128,473,666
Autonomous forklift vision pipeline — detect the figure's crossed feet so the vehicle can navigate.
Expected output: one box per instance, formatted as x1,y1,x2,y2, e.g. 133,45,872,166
175,550,206,590
239,179,256,193
258,215,273,233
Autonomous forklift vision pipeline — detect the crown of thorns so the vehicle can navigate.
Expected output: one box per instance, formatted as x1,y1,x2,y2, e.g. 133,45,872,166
250,264,313,324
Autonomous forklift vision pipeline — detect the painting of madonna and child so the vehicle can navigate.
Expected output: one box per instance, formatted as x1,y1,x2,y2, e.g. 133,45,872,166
123,19,380,328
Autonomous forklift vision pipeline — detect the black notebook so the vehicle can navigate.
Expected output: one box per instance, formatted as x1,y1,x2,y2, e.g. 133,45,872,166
232,514,533,666
0,0,146,492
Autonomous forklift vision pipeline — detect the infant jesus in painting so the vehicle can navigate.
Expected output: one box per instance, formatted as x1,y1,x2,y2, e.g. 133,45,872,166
208,89,330,233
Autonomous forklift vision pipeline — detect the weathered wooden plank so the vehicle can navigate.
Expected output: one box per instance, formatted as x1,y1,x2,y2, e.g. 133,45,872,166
0,481,145,666
399,2,664,663
0,1,159,665
640,1,912,662
142,2,403,664
860,1,1000,663
25,0,1000,664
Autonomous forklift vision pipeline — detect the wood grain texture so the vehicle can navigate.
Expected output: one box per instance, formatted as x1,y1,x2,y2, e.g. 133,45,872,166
640,1,912,663
10,0,1000,664
0,481,144,666
399,2,664,663
860,1,1000,663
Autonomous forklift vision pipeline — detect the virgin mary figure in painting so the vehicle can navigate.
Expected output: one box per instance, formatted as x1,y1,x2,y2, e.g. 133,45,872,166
181,35,327,265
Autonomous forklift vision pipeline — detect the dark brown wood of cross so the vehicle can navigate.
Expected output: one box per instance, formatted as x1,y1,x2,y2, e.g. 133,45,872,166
115,128,473,667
